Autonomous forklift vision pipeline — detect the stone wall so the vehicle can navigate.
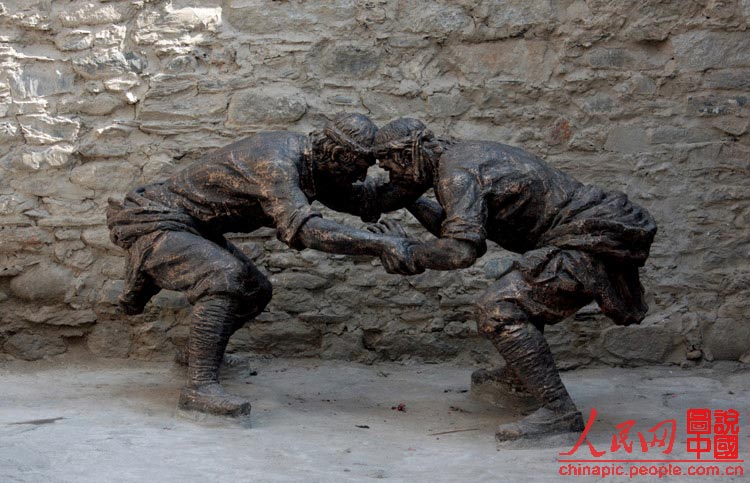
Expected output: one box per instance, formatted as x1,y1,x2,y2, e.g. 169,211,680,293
1,0,748,367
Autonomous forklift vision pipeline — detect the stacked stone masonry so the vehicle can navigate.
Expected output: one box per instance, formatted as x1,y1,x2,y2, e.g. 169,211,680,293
0,0,748,367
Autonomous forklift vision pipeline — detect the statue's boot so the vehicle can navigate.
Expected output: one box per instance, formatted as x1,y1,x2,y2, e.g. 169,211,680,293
179,383,251,417
177,296,251,417
490,322,584,441
495,406,584,441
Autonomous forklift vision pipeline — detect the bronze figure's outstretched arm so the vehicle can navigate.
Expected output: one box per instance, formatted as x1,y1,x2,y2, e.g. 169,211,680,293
297,217,423,275
407,197,445,237
297,217,399,256
409,237,478,271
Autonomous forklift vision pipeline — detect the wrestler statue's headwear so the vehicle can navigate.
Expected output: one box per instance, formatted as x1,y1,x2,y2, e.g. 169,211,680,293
315,113,378,166
323,113,378,159
374,118,443,186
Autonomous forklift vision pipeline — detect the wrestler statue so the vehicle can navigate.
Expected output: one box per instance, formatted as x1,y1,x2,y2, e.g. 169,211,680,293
369,118,656,441
106,113,420,417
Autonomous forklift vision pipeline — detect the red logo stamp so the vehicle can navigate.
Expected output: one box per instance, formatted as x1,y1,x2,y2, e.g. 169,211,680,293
557,408,745,478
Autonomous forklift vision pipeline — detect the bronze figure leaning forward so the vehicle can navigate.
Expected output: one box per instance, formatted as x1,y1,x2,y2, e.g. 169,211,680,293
368,118,656,441
106,114,419,417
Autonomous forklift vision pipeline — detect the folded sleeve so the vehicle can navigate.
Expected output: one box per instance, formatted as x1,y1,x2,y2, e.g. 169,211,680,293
259,160,321,250
437,170,488,257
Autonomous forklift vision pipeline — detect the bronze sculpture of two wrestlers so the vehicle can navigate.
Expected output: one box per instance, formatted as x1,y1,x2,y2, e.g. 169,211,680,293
107,113,655,441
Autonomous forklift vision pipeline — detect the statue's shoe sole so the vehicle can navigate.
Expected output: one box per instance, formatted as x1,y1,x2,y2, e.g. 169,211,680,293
177,387,252,426
495,409,584,443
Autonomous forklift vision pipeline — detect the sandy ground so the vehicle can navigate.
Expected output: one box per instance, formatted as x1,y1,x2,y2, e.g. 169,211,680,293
2,356,750,483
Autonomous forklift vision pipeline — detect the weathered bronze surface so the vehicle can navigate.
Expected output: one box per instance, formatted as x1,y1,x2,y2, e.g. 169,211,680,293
106,113,418,417
370,118,657,441
108,112,656,442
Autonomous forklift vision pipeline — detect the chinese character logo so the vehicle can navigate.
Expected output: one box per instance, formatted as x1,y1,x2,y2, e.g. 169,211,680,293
560,407,741,461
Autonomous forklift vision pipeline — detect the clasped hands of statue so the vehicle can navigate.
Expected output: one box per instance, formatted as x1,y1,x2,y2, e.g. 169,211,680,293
367,218,425,276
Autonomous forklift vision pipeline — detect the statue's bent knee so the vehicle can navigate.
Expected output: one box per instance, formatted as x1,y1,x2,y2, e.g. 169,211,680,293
235,274,272,319
219,268,273,322
476,298,529,337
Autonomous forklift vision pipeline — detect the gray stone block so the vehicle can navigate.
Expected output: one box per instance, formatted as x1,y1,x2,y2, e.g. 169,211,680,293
138,92,228,122
447,40,556,83
673,31,750,71
270,272,330,290
687,94,746,117
408,270,462,290
226,0,356,34
3,332,67,361
227,87,306,126
414,6,472,36
299,311,350,324
10,63,76,98
604,126,649,154
361,92,427,122
231,320,321,356
87,319,131,358
0,194,38,217
705,318,750,361
712,116,749,136
59,3,123,27
18,114,79,145
77,125,136,158
18,144,76,170
98,279,124,306
427,92,472,117
81,228,117,252
321,329,369,361
73,49,147,79
603,325,675,363
314,43,382,78
484,0,554,30
55,29,94,51
269,290,317,313
10,263,73,303
70,161,139,192
363,331,462,362
21,306,96,327
61,93,124,116
703,69,750,90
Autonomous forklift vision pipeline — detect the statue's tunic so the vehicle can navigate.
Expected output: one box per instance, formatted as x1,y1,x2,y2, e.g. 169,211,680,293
106,132,321,313
109,132,321,249
435,141,657,326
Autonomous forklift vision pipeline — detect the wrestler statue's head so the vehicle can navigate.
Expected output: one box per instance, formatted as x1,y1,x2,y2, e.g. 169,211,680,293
312,113,378,185
374,117,442,193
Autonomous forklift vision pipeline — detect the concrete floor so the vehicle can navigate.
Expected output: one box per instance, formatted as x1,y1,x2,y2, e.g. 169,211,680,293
2,356,750,482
